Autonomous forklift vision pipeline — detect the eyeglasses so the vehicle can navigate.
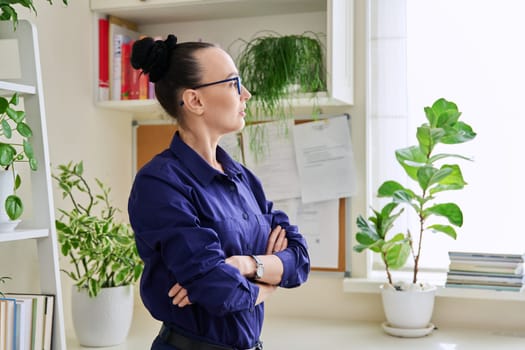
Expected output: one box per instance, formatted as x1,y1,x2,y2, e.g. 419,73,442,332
193,76,242,95
179,76,242,106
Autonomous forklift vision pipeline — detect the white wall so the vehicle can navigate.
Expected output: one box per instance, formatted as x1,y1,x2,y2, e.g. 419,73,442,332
2,0,522,339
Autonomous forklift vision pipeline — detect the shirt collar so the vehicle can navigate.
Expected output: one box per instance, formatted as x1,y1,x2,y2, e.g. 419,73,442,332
169,131,243,186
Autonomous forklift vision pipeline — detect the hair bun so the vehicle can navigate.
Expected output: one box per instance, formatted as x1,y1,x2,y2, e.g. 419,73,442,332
131,34,178,83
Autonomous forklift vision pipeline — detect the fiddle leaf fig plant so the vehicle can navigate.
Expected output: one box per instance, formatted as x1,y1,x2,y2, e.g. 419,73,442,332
0,93,37,220
53,161,143,297
354,98,477,286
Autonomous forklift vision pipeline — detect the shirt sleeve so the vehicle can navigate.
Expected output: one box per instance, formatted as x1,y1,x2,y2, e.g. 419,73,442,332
242,168,311,288
129,169,259,317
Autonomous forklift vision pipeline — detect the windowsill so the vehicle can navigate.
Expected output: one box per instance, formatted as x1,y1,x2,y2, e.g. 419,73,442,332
343,271,525,301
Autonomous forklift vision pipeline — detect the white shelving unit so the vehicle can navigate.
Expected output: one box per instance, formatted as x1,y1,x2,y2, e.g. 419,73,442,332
0,20,66,350
90,0,354,120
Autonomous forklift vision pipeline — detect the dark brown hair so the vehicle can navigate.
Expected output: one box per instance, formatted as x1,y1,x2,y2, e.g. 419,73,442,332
131,35,215,119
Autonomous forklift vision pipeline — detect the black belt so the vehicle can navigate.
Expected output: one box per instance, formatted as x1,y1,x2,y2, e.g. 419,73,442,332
159,324,263,350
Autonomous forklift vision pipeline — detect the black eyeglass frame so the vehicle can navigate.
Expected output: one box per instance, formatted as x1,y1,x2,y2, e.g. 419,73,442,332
179,76,242,106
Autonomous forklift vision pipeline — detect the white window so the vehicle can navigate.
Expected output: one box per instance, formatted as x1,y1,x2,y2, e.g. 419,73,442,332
368,0,525,277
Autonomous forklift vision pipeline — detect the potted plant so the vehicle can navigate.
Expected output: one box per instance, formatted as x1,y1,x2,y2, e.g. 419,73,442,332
234,31,326,156
53,161,143,347
0,93,37,228
353,98,476,335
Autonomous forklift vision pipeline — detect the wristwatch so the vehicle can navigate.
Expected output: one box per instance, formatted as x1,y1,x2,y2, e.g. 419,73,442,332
251,255,264,280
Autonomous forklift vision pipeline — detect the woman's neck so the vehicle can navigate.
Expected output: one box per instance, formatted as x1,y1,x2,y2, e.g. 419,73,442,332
178,128,223,172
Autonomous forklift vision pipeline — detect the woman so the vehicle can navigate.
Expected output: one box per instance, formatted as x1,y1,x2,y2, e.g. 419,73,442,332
128,35,310,350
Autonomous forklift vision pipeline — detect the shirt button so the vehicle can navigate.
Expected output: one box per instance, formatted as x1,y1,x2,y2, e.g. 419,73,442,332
229,185,235,192
242,212,248,220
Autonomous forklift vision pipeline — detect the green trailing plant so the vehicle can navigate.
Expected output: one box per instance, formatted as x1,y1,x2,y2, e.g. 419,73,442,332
0,0,69,221
0,93,37,220
234,31,326,158
353,98,477,286
0,275,11,297
53,161,143,298
237,31,326,121
0,0,68,28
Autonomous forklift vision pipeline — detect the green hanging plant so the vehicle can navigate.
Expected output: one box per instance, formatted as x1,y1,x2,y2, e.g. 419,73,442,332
236,31,326,121
233,31,326,158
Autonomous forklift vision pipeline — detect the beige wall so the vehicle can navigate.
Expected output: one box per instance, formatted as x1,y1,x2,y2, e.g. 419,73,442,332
3,0,522,337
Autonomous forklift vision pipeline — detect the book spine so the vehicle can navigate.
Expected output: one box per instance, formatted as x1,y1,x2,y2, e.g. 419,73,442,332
120,39,132,100
111,34,124,100
98,17,109,101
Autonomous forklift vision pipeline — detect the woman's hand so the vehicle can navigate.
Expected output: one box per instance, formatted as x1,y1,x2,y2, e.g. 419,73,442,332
168,283,192,307
265,225,288,255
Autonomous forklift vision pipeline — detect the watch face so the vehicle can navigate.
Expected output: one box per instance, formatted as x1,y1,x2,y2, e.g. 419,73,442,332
256,264,264,279
252,255,263,279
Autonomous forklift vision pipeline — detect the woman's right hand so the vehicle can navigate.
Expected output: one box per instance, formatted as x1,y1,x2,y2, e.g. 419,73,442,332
265,225,288,255
168,283,192,308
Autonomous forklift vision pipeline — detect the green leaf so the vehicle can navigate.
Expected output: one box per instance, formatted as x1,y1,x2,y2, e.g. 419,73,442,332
5,107,22,123
14,174,21,190
0,143,16,167
383,240,411,269
5,195,23,220
416,125,445,154
29,157,38,171
377,180,404,197
1,120,12,138
8,93,19,106
425,98,461,127
424,203,463,226
355,232,379,246
0,97,8,113
429,164,466,194
16,122,32,137
417,166,452,191
441,121,477,144
74,161,83,176
395,146,428,180
427,224,457,239
134,264,143,281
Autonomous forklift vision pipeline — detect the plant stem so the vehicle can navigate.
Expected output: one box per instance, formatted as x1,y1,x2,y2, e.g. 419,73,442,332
413,190,427,284
383,251,393,285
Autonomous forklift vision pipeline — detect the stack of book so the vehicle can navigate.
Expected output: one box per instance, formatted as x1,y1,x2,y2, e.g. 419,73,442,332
446,251,525,292
0,293,54,350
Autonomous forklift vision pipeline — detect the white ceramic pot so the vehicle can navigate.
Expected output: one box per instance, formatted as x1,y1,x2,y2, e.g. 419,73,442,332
380,283,436,329
71,284,134,347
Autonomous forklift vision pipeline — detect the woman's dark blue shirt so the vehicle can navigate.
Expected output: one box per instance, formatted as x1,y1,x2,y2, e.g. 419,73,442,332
128,132,310,349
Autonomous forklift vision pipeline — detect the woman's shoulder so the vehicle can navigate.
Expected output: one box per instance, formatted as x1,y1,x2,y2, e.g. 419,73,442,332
136,149,185,182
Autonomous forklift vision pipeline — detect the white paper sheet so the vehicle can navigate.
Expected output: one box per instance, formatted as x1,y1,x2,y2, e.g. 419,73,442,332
292,115,356,203
242,120,301,201
274,198,340,269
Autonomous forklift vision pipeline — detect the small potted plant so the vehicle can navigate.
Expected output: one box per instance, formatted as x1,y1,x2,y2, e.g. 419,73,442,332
53,161,143,347
0,93,37,228
353,98,476,334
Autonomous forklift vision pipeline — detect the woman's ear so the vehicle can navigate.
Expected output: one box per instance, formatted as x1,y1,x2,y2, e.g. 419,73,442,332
181,89,205,115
